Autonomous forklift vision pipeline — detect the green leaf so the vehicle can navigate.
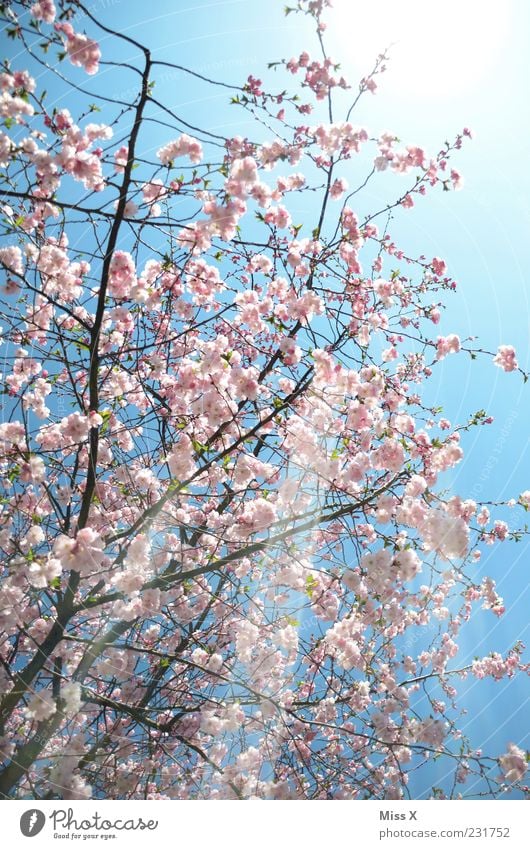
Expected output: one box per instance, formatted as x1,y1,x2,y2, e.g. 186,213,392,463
7,465,20,482
305,574,317,598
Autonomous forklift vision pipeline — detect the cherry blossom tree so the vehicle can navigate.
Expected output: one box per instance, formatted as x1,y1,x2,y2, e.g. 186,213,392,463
0,0,528,800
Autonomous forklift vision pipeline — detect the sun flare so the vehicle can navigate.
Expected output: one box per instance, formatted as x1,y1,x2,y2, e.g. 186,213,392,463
331,0,510,98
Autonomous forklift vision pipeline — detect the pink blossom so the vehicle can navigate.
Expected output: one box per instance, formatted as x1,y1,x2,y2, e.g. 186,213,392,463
237,497,277,535
0,245,23,275
166,434,197,481
329,177,348,200
25,689,56,721
0,131,12,166
405,475,427,497
421,508,469,560
412,718,447,748
53,527,105,576
451,168,463,190
31,0,56,23
279,335,302,365
113,145,128,172
499,743,527,783
60,412,90,443
493,345,518,373
394,548,422,582
157,133,203,165
55,23,101,75
372,438,405,473
28,555,62,589
263,204,292,228
142,178,166,214
229,156,258,185
435,334,461,360
61,681,82,716
361,76,377,94
431,257,447,276
0,90,34,122
108,251,136,299
406,145,426,168
245,75,263,96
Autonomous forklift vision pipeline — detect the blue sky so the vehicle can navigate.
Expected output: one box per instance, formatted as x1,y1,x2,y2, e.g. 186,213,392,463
4,0,529,797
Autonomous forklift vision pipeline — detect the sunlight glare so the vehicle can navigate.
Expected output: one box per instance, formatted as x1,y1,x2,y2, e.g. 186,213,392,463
331,0,511,98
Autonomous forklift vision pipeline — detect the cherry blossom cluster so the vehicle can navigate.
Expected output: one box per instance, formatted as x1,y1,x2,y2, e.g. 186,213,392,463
0,0,527,803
